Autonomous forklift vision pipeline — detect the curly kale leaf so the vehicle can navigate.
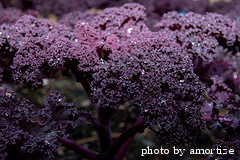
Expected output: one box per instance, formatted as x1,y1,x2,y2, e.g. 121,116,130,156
0,89,92,160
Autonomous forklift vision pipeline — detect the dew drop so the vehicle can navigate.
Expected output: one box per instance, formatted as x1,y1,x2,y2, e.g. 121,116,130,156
141,70,145,74
161,100,166,103
5,92,11,97
100,58,104,64
127,28,133,34
74,39,78,42
233,72,238,79
179,11,185,16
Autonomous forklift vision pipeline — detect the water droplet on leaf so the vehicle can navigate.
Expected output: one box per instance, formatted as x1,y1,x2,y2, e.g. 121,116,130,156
127,28,133,34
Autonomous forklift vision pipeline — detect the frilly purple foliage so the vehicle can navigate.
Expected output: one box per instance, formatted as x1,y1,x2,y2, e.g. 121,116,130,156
201,76,240,160
91,45,206,144
0,89,92,160
59,11,99,30
1,1,240,159
155,11,240,62
0,15,74,86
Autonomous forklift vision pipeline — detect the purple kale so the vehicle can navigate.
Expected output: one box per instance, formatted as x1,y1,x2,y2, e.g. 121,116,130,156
90,3,147,40
0,8,24,25
91,45,206,144
0,15,72,87
73,21,100,49
6,15,73,50
202,76,240,159
153,9,240,160
194,50,240,94
0,89,92,159
1,1,240,160
10,35,70,87
10,0,211,22
0,14,102,88
204,76,240,121
59,11,99,30
155,11,240,62
0,4,40,25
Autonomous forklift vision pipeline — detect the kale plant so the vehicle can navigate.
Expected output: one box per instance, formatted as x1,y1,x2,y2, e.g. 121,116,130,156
0,0,240,160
